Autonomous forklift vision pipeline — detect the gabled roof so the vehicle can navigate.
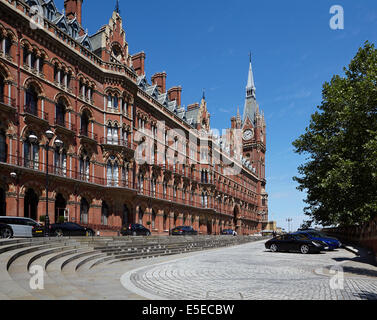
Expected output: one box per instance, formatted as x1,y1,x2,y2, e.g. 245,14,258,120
77,33,93,50
145,84,159,98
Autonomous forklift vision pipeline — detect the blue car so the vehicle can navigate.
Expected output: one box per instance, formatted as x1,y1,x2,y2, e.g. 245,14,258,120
294,230,342,250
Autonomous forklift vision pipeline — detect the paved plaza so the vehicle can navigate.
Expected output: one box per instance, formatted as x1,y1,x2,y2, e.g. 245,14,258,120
3,239,377,300
119,240,377,300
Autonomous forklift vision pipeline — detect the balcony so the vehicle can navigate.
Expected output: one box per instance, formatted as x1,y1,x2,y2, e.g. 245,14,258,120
100,137,135,158
23,105,49,126
0,95,16,114
79,129,98,144
54,118,76,136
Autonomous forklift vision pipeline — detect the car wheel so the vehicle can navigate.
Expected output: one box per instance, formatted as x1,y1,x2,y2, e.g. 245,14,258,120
132,231,137,236
1,227,13,239
300,244,310,254
147,231,151,236
55,229,64,237
270,244,278,252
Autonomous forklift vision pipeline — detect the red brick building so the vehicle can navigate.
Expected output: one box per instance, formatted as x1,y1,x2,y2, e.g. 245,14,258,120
0,0,268,236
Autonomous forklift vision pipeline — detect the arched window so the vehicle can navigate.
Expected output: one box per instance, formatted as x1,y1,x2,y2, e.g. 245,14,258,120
24,132,39,169
163,213,168,231
1,34,12,55
54,64,60,83
107,93,113,109
122,162,129,187
79,150,90,181
80,110,90,136
138,207,144,225
201,191,208,208
151,176,157,197
163,180,168,198
122,128,129,147
151,209,156,229
25,85,38,115
55,193,67,223
107,156,119,187
107,123,119,145
138,174,144,192
80,197,89,224
0,75,4,102
55,99,66,127
54,146,67,176
0,130,7,163
24,188,38,220
122,205,130,226
101,201,109,226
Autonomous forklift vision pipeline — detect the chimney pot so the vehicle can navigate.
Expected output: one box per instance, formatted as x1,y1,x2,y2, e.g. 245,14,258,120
131,52,146,76
168,86,182,106
64,0,83,25
151,72,167,94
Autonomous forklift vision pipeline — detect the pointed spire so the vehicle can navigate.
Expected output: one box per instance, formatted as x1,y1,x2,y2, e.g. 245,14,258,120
202,88,205,100
236,107,242,127
115,0,120,14
246,52,256,98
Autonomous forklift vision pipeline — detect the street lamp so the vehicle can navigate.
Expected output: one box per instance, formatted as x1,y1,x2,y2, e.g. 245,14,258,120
286,218,293,233
44,129,59,237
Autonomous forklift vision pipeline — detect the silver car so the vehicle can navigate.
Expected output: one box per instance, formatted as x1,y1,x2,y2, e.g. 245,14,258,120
0,217,41,238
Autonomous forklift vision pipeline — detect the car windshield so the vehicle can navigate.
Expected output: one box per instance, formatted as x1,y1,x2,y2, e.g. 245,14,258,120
293,233,310,240
307,231,326,237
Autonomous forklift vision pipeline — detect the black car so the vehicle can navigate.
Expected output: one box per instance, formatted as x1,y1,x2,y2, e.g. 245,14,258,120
0,223,13,239
265,233,326,254
49,222,95,237
170,226,198,236
121,224,151,236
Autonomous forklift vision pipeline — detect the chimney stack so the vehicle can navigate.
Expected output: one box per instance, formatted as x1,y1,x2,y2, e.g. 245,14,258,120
231,116,236,129
168,86,182,106
64,0,83,25
187,103,199,111
131,52,146,76
151,72,167,93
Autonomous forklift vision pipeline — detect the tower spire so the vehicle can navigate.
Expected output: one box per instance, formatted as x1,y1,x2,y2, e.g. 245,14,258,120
246,52,256,98
243,53,258,124
115,0,120,14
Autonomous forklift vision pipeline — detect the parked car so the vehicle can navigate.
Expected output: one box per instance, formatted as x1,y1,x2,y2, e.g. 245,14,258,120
221,229,237,236
265,233,327,254
0,223,13,239
170,226,198,236
121,224,151,236
295,230,342,250
0,217,42,238
49,222,95,237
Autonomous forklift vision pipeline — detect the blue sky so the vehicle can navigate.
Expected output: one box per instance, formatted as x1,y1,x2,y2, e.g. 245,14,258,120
56,0,377,231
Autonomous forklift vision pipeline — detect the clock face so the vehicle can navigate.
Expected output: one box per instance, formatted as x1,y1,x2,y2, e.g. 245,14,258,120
243,129,254,140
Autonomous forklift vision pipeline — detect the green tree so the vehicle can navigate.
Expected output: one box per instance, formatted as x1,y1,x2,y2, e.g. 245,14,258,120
293,42,377,227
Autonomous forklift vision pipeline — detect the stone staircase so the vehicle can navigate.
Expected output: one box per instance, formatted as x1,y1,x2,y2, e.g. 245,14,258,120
0,235,266,300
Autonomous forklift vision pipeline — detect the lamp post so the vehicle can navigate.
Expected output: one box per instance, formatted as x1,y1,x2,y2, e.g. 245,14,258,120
42,130,63,237
286,218,293,233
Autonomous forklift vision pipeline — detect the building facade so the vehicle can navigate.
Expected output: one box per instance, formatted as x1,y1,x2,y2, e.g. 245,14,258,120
0,0,268,236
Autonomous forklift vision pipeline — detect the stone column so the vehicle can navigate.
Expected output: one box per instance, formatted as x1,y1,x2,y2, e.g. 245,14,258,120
5,188,18,217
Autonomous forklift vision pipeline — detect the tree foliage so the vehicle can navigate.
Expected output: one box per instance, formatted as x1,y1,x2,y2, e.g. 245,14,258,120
293,42,377,227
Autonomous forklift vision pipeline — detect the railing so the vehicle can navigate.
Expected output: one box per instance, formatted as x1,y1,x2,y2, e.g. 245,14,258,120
79,128,98,142
100,137,132,148
24,105,49,121
0,154,135,189
1,154,260,215
54,118,76,132
0,94,16,108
